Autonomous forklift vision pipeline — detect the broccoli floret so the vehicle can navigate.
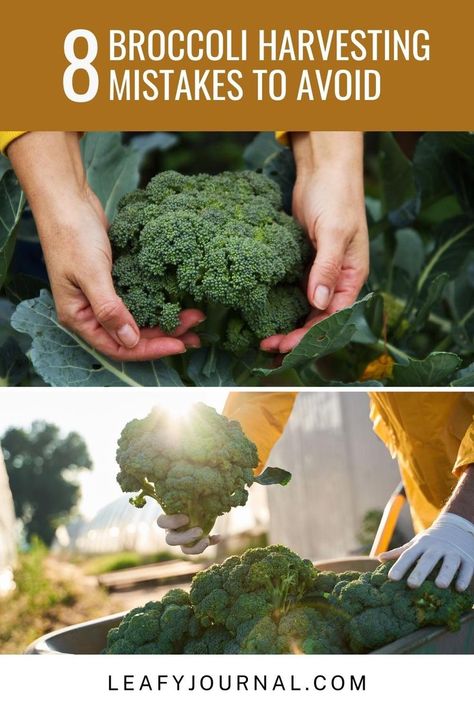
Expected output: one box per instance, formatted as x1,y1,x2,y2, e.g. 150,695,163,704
109,170,311,351
104,590,201,654
333,562,473,652
116,402,259,535
190,545,316,640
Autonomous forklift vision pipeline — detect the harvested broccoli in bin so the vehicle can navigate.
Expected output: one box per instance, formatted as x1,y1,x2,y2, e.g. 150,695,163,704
103,550,472,655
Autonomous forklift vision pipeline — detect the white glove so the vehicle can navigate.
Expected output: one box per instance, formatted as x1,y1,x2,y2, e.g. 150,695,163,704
157,514,221,555
379,512,474,591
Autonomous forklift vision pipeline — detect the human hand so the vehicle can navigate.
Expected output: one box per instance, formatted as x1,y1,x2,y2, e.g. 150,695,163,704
379,512,474,592
261,132,369,354
157,514,221,555
8,132,204,360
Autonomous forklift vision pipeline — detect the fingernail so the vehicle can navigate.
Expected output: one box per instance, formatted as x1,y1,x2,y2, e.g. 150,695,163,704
117,324,139,348
314,285,330,309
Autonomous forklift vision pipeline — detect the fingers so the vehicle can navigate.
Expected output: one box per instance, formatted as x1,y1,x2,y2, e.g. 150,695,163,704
379,542,412,562
181,535,221,556
387,544,425,582
307,237,345,310
181,537,211,555
166,527,204,546
434,553,461,589
80,270,141,350
455,560,474,592
140,309,206,340
74,318,187,361
406,550,442,589
157,513,189,530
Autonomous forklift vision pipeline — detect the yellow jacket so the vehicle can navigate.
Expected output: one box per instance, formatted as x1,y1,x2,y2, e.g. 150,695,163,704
224,392,474,533
0,131,25,154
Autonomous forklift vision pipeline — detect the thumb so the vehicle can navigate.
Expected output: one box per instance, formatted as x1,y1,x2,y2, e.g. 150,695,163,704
82,271,140,349
307,235,344,310
378,541,412,561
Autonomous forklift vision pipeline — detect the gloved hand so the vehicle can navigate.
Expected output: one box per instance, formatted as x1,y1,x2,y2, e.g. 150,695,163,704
157,514,221,555
379,512,474,591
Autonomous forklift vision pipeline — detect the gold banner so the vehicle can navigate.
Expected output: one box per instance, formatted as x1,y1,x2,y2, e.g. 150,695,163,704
1,1,472,129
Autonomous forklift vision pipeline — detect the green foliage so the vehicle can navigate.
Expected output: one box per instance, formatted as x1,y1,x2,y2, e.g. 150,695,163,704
1,421,92,544
116,403,291,535
0,171,24,289
103,548,473,655
3,131,474,386
109,170,310,350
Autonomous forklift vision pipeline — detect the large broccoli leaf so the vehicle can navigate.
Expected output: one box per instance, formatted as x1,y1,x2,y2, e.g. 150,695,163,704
80,132,141,220
255,294,375,377
11,290,183,386
0,171,25,288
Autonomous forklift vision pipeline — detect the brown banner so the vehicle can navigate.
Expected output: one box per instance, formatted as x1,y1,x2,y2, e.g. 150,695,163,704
1,0,472,129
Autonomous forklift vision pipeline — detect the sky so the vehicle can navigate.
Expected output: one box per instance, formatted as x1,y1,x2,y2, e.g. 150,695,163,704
0,388,228,519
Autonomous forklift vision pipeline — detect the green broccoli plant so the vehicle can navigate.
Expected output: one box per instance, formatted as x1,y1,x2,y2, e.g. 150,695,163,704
116,403,292,536
103,548,473,655
109,170,311,353
332,562,473,653
104,589,202,654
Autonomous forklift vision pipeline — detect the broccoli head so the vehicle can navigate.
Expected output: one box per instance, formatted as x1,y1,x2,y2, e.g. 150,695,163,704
109,170,311,352
332,562,473,653
104,589,202,654
116,402,259,536
190,545,316,640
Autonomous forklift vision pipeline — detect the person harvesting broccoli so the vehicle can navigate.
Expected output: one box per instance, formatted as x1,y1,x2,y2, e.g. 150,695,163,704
116,403,291,554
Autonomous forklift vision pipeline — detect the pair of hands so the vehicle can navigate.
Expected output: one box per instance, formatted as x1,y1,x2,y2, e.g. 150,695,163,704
8,131,369,360
160,511,474,592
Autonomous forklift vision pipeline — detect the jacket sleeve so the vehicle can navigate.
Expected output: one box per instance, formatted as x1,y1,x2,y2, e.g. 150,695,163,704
453,420,474,477
223,391,297,474
275,131,289,146
0,131,27,154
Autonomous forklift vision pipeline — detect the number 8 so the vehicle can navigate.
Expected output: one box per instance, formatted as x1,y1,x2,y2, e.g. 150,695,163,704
63,29,99,103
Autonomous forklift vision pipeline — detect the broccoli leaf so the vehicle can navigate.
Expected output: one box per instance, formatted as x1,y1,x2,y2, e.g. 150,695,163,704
450,362,474,386
379,132,419,227
254,467,292,486
80,132,141,220
186,347,236,386
255,294,375,377
0,170,25,288
391,352,462,386
11,290,183,387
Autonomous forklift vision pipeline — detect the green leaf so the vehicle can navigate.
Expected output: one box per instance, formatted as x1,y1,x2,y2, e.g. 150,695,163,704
411,273,450,331
450,362,474,386
417,216,474,290
255,294,375,377
391,352,462,386
11,290,183,387
80,132,141,220
379,132,418,226
187,347,236,386
0,336,29,386
414,132,474,209
243,132,283,170
0,170,25,288
254,467,292,486
263,148,295,213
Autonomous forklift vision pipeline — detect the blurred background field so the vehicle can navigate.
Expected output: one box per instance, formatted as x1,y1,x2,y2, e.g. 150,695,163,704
0,390,411,653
